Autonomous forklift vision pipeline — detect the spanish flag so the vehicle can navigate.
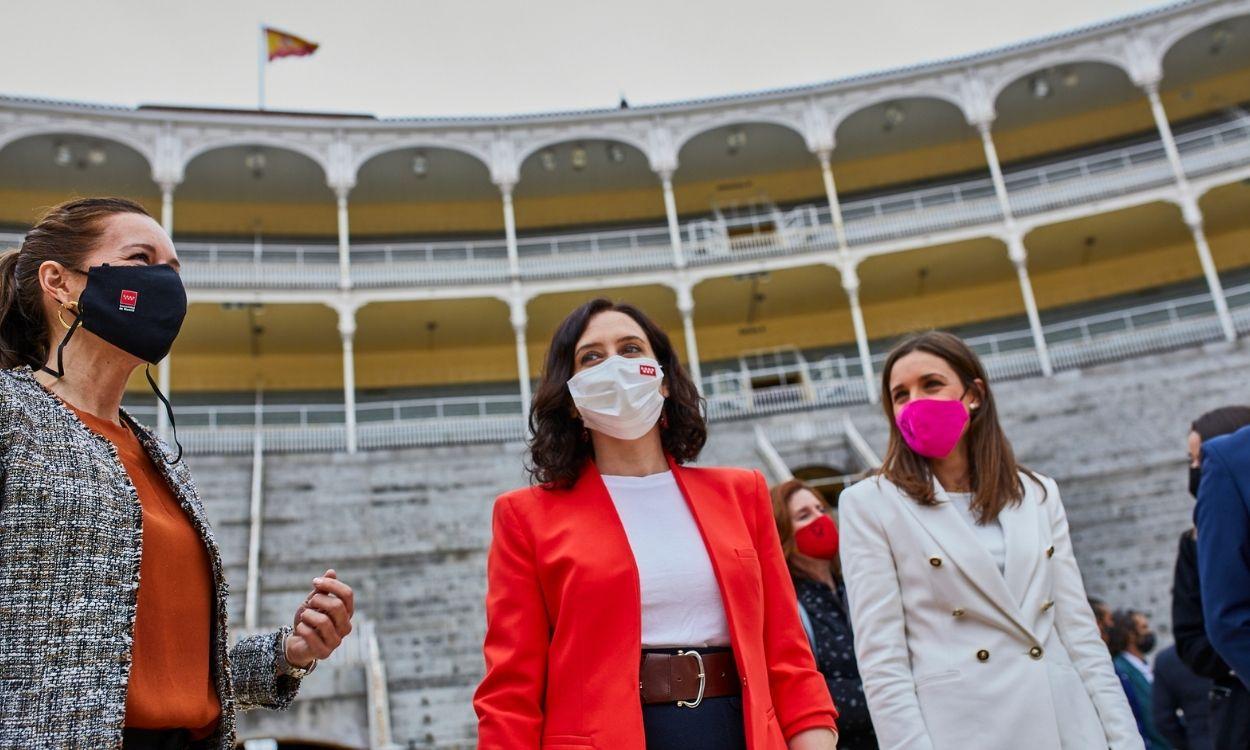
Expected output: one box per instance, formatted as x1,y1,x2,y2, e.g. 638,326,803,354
265,27,319,62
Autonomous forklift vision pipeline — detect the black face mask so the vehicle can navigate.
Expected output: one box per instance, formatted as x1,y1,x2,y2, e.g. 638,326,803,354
43,264,188,461
1139,632,1157,655
1189,464,1202,499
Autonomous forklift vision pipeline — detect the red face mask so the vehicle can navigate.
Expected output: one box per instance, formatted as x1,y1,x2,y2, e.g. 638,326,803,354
795,514,839,560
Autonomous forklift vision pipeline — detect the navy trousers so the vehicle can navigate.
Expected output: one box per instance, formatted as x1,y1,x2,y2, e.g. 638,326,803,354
642,696,748,750
640,647,747,750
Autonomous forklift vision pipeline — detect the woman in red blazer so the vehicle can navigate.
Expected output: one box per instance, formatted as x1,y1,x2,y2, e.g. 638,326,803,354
474,298,838,750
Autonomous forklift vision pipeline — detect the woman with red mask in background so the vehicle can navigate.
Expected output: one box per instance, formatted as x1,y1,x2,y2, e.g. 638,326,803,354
771,479,878,749
838,331,1141,750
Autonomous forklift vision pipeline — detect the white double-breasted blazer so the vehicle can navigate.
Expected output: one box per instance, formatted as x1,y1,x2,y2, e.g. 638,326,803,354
838,471,1142,750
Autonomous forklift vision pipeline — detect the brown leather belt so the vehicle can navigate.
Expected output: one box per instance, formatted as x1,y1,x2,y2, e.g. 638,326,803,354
640,650,740,707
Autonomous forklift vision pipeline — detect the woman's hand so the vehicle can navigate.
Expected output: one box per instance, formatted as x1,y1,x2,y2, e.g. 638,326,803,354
789,727,838,749
284,569,355,668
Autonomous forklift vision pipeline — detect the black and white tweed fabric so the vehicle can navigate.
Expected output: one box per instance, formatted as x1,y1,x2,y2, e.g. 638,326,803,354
0,366,300,749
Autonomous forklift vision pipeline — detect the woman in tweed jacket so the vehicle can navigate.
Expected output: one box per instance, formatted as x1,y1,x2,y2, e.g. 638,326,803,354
0,198,356,749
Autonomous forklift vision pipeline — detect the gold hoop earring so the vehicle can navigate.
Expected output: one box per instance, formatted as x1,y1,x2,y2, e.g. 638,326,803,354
57,300,79,330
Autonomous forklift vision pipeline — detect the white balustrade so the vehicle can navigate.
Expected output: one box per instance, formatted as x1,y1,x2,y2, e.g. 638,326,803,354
121,280,1248,454
144,115,1249,290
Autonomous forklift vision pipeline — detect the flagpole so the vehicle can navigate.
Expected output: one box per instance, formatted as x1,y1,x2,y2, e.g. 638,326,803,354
258,24,266,110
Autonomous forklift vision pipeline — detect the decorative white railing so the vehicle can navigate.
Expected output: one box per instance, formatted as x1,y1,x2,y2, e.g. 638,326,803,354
109,116,1237,289
126,280,1250,454
7,115,1244,290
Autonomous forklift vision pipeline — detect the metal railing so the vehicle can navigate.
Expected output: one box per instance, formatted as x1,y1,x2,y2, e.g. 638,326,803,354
148,114,1250,289
126,280,1250,454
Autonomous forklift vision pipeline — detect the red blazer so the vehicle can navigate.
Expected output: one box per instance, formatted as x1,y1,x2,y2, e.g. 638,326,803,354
474,457,838,749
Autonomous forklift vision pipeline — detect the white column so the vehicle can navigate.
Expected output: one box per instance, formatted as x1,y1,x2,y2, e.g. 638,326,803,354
1007,234,1053,377
500,183,520,277
160,183,175,236
816,148,875,401
676,283,703,392
816,150,849,251
660,171,686,269
977,121,1055,376
157,181,176,439
338,307,358,454
1142,83,1236,342
977,122,1014,220
155,354,172,439
510,296,532,427
841,264,878,402
335,188,352,290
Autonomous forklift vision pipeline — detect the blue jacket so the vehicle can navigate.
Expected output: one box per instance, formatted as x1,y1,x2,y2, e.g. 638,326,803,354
1195,424,1250,690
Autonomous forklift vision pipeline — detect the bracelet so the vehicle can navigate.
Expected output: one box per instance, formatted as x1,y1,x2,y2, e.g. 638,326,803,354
279,634,318,679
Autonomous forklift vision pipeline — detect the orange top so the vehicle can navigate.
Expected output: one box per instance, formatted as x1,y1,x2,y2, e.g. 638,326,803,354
69,405,222,738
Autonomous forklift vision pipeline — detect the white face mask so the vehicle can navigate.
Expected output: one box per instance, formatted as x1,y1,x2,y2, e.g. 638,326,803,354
567,355,666,441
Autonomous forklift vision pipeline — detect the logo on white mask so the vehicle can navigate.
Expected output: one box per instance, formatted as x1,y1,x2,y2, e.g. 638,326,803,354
567,355,666,441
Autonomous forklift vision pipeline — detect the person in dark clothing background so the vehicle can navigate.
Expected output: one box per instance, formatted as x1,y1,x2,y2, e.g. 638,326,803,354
1153,644,1213,750
1111,609,1171,750
1173,405,1250,750
1093,596,1149,732
771,478,878,750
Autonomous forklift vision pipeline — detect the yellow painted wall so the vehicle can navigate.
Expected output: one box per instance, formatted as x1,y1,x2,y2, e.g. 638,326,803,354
0,189,160,232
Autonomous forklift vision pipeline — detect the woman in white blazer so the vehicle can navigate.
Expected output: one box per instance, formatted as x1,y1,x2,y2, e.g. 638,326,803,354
838,331,1143,750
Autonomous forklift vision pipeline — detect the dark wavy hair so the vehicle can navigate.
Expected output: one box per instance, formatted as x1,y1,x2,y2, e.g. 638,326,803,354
879,330,1045,523
527,298,706,489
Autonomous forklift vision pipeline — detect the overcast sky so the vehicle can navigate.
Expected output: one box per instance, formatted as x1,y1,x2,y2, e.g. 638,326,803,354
5,0,1159,118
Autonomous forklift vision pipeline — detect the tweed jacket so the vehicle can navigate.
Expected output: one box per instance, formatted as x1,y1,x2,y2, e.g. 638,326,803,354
0,366,300,749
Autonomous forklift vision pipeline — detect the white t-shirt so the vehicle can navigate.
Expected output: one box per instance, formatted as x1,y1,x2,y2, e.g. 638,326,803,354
947,492,1007,574
601,471,732,648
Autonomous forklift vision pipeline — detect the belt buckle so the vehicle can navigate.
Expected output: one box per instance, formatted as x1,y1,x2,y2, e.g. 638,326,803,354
675,650,706,709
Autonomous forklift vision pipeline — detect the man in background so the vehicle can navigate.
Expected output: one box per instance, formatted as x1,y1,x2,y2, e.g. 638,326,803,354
1177,407,1250,749
1152,643,1212,750
1195,423,1250,749
1112,610,1172,750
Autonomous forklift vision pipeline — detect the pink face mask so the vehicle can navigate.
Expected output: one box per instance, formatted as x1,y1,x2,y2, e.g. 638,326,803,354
895,398,970,459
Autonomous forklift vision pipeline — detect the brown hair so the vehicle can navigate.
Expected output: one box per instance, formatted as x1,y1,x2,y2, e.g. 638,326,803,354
0,197,151,370
770,478,836,578
879,330,1044,523
527,298,706,489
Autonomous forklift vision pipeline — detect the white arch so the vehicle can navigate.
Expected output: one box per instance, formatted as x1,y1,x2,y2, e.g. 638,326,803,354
515,130,653,170
0,124,156,171
1156,7,1250,70
181,135,330,178
985,52,1135,109
673,114,808,159
829,87,971,138
352,138,493,181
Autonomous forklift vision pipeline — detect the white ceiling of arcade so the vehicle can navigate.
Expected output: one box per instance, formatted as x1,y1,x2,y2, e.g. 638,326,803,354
179,145,332,202
0,133,156,196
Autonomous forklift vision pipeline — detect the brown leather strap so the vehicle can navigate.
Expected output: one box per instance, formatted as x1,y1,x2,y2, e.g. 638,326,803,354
640,650,741,705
